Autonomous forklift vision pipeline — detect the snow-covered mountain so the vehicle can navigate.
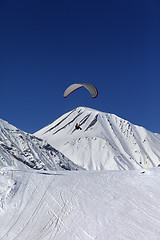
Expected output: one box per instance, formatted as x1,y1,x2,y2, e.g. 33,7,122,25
1,110,160,240
35,107,160,170
0,119,82,171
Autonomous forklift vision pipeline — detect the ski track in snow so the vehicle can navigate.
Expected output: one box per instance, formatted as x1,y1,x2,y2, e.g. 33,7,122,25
1,168,160,240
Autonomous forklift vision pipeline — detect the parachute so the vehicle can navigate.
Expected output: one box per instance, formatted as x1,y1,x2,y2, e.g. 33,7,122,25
64,83,98,98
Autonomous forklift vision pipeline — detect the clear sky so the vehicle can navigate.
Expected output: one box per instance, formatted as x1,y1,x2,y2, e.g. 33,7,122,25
1,0,160,134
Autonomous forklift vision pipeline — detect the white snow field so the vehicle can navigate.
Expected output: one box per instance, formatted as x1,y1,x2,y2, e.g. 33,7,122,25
1,167,160,240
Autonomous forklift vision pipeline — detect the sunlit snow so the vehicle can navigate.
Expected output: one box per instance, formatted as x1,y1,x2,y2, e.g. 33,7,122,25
1,167,160,240
35,107,160,170
1,107,160,240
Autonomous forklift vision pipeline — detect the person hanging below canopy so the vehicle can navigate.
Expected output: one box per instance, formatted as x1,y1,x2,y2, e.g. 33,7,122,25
75,123,82,130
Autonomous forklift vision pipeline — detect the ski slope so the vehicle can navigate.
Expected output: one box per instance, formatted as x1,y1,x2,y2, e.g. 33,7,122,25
1,167,160,240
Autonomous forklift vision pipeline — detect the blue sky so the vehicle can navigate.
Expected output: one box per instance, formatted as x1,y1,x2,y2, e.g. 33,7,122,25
1,0,160,134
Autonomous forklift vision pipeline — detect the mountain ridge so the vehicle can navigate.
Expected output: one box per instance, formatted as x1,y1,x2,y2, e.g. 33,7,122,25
35,107,160,170
0,118,82,171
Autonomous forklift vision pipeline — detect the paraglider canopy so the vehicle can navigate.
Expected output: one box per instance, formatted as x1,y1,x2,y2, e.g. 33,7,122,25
64,83,98,98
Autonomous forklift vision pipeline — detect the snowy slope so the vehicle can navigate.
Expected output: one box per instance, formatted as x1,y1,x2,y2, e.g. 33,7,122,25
0,119,82,171
1,167,160,240
35,107,160,170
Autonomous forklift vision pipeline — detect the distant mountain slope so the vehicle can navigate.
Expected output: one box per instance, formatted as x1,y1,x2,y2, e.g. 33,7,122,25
0,119,82,171
35,107,160,170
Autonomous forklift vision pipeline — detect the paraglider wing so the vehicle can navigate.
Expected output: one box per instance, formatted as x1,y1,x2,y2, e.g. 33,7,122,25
64,83,98,98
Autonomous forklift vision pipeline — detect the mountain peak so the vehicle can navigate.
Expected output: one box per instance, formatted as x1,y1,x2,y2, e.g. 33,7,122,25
35,107,160,170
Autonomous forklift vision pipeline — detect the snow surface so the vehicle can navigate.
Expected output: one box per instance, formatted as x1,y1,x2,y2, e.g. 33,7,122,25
1,167,160,240
35,107,160,170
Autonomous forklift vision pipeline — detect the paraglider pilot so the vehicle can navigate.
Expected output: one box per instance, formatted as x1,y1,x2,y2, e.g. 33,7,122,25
75,123,82,130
